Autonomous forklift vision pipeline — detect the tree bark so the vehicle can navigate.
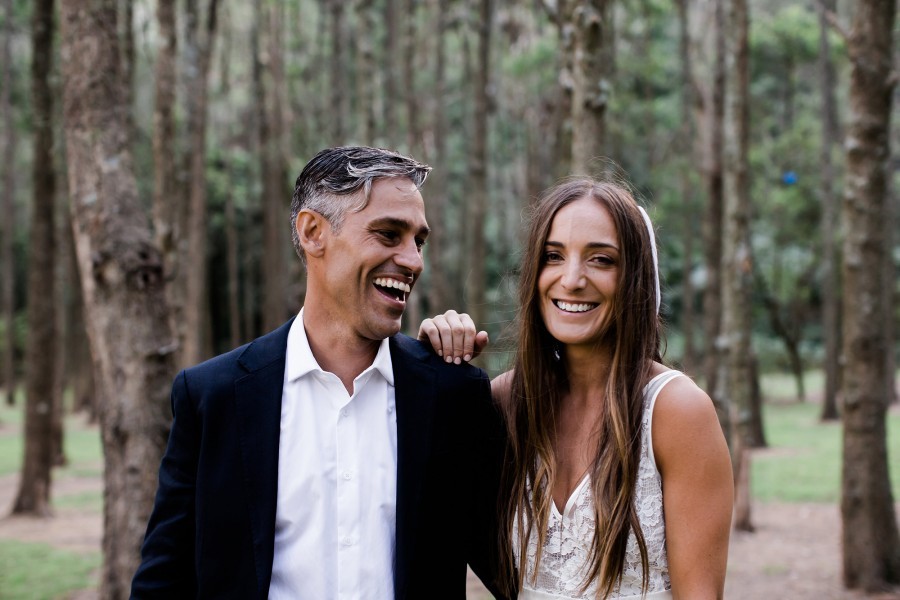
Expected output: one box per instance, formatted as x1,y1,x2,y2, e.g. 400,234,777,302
465,0,492,327
119,0,135,145
13,0,57,517
676,0,697,373
254,0,288,333
818,0,841,421
152,0,180,363
329,0,346,143
425,0,451,315
58,1,177,596
719,0,755,532
1,0,17,407
383,0,399,145
224,169,242,348
355,0,377,143
696,0,728,437
840,0,900,590
569,0,609,175
182,0,219,367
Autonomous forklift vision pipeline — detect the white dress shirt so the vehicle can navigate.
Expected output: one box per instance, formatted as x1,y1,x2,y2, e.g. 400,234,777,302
268,309,398,600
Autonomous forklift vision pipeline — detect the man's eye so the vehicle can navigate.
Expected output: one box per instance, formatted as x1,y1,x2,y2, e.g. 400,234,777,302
378,230,399,242
415,238,427,250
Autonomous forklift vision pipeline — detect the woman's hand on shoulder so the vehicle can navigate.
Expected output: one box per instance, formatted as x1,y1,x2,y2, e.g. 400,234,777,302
417,310,489,364
652,375,733,600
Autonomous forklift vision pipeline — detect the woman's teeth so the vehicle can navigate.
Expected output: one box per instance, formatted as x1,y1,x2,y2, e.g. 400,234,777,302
556,301,596,313
374,277,411,294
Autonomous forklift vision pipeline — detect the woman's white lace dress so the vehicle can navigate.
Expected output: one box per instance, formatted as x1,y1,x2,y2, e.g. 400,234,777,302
514,370,683,600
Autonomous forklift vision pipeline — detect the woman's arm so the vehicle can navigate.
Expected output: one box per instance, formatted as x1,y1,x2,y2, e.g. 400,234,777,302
652,375,734,600
417,309,489,363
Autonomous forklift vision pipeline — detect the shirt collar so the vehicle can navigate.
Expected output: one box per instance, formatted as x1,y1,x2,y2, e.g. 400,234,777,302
286,308,394,386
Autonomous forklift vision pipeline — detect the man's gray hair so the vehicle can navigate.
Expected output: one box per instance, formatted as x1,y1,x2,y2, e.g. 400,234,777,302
289,146,432,262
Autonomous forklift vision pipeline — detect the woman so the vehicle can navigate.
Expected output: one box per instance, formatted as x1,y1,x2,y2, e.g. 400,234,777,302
419,179,733,599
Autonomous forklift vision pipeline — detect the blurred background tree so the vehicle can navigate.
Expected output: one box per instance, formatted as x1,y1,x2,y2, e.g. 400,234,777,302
1,0,898,596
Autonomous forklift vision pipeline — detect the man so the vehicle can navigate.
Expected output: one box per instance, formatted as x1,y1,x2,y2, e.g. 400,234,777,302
131,146,507,599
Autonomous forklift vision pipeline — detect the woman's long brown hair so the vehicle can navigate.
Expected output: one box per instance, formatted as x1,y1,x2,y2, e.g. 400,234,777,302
498,179,662,598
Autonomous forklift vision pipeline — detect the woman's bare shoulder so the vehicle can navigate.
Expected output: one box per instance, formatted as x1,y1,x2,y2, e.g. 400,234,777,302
491,370,514,402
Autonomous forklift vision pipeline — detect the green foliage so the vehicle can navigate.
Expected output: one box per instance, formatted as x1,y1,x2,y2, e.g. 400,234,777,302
751,397,900,503
0,540,100,600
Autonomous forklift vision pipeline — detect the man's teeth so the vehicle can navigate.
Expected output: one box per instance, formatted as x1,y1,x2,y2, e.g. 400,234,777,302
374,277,411,294
556,301,595,313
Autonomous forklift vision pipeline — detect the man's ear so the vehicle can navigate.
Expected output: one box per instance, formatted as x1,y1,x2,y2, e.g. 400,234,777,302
296,210,328,259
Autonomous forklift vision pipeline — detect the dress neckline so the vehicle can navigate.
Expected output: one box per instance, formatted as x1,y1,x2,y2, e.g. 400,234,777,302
551,471,591,518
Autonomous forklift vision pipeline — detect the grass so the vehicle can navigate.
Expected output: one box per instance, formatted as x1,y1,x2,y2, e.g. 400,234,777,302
0,539,100,600
750,371,900,503
0,393,102,478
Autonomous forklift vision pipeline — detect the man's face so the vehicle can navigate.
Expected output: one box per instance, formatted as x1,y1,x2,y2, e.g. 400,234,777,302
317,177,430,342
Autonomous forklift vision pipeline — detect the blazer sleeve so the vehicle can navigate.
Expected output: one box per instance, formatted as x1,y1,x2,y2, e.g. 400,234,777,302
464,371,515,600
131,370,199,599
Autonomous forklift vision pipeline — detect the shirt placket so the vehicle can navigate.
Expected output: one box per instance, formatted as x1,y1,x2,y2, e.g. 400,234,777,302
336,375,364,599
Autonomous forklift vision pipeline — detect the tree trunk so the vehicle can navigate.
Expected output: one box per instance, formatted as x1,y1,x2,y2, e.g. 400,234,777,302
465,0,492,328
696,0,728,437
13,0,57,517
58,1,177,596
119,0,135,146
569,0,609,175
676,0,697,373
63,205,97,421
254,0,288,333
152,0,180,361
383,0,399,145
329,0,346,143
224,170,242,348
818,0,841,421
425,0,451,315
355,0,377,143
1,0,17,407
182,0,219,367
719,0,755,532
840,0,900,590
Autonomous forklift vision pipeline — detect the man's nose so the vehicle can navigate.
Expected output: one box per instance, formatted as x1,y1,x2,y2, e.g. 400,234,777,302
395,238,424,274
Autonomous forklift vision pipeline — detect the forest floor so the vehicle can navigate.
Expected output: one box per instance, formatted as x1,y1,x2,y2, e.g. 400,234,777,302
1,411,899,599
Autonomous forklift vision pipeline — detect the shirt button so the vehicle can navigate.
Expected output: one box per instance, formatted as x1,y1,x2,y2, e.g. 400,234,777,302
342,536,353,546
340,408,349,418
342,471,352,481
387,405,394,414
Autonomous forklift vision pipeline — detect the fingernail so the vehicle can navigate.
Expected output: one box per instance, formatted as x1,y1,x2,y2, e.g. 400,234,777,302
464,354,472,362
445,355,453,363
454,357,461,365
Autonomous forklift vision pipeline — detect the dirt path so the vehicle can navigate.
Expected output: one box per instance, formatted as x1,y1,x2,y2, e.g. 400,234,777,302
1,458,898,598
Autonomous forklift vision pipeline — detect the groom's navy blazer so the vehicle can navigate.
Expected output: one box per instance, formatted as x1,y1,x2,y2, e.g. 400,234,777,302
131,319,508,599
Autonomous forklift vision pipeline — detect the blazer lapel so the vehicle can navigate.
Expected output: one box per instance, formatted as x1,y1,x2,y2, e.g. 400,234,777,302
390,335,437,596
233,318,293,596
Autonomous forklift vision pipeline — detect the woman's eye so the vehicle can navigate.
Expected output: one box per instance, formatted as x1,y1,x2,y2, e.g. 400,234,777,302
543,251,563,263
591,255,614,266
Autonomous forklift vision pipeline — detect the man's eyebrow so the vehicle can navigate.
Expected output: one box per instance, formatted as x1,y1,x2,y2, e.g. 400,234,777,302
545,240,618,251
369,217,431,236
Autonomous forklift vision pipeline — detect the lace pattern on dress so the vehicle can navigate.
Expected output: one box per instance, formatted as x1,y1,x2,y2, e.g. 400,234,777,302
513,371,681,599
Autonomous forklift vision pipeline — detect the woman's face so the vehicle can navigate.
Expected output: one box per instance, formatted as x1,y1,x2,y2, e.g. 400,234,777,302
537,196,621,349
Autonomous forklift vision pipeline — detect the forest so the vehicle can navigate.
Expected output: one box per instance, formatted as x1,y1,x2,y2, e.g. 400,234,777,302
0,0,898,598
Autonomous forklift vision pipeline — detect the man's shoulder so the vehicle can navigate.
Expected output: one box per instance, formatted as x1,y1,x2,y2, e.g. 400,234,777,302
181,319,294,384
389,333,488,381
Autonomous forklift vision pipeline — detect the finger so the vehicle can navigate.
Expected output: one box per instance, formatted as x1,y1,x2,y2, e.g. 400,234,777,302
417,319,444,357
459,314,478,362
434,313,456,363
442,310,467,364
471,330,489,360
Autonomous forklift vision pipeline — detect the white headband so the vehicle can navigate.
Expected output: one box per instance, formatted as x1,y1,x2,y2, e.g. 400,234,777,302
637,206,660,315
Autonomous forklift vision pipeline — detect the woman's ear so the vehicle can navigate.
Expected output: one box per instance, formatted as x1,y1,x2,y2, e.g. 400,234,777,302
296,210,328,259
